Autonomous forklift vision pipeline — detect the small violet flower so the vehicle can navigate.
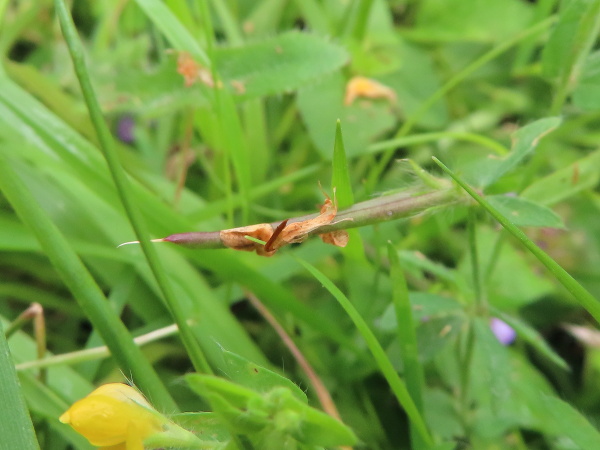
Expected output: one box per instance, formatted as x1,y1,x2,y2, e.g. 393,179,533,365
116,116,135,144
490,317,517,345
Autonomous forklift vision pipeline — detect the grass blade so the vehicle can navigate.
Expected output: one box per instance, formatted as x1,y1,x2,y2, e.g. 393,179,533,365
54,0,212,375
387,243,428,449
296,257,433,445
432,156,600,325
332,120,365,260
0,320,40,450
134,0,209,65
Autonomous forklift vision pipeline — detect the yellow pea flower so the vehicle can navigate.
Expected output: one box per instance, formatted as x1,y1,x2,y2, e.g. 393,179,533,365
59,383,198,450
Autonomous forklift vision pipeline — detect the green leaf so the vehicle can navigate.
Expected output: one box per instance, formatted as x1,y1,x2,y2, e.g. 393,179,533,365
171,412,231,444
573,51,600,111
541,0,600,113
522,148,600,206
219,349,307,403
417,315,465,362
378,292,464,330
486,195,565,228
411,0,533,43
536,395,600,447
471,317,511,412
542,1,600,75
0,321,40,450
482,117,562,187
214,31,349,99
387,243,427,449
297,71,396,158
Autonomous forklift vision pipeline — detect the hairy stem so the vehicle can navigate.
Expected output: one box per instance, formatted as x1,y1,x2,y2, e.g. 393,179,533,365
159,186,460,249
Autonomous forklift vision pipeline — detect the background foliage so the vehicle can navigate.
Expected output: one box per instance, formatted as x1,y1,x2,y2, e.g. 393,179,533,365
2,0,600,448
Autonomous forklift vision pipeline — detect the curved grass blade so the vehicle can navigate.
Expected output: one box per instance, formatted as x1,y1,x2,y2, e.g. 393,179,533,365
295,257,433,445
387,243,428,449
54,0,211,375
432,156,600,325
0,321,40,450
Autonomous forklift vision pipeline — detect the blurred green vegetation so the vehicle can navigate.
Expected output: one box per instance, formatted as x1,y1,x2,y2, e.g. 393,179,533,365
2,0,600,448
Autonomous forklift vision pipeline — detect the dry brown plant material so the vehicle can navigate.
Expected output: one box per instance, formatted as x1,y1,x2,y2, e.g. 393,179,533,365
220,223,275,256
176,52,221,88
319,229,349,247
344,76,397,106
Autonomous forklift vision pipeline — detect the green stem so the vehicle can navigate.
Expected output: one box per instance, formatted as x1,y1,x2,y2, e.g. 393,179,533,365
54,0,212,375
368,131,509,156
16,324,180,372
158,187,460,249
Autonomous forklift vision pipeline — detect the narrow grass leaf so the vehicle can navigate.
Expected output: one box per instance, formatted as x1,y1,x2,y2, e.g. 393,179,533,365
55,0,212,375
332,120,365,260
0,321,40,450
433,156,600,325
332,120,354,208
134,0,209,65
0,152,177,412
387,243,428,450
295,257,433,445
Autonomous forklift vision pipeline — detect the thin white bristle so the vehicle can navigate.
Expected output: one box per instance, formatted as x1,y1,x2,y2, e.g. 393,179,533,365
117,238,165,248
117,240,140,248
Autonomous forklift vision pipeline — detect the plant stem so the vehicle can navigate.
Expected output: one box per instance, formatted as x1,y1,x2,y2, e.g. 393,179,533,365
16,324,181,372
157,187,460,250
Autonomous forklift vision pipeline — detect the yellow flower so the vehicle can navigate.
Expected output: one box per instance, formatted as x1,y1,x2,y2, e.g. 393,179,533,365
59,383,165,450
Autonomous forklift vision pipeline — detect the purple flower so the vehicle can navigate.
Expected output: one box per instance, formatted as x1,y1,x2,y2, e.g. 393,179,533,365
490,317,516,345
116,116,135,144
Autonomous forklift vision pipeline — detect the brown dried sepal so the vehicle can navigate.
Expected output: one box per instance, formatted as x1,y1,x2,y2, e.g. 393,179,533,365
266,189,344,252
320,230,349,247
220,223,275,257
176,52,222,88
